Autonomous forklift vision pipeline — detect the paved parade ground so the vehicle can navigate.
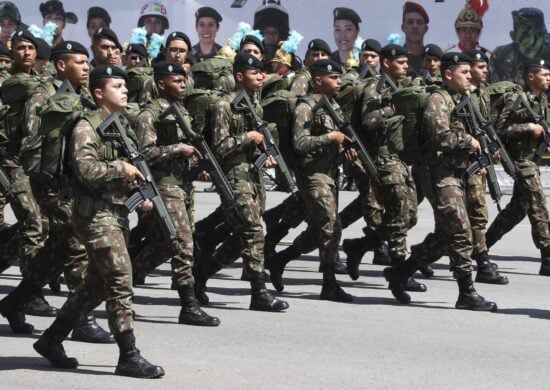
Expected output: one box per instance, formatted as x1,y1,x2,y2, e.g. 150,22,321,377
1,183,549,389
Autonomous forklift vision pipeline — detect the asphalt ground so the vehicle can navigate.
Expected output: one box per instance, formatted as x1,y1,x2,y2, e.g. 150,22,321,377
1,183,549,389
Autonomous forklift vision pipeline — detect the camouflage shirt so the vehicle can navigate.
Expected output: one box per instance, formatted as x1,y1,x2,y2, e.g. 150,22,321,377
289,68,313,96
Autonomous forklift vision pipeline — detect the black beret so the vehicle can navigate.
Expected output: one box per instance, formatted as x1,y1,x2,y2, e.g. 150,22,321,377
89,65,127,81
333,7,361,28
240,34,265,54
127,43,147,58
306,39,331,55
39,1,77,24
87,6,111,25
35,38,51,60
361,39,381,54
464,49,489,63
195,6,222,23
310,59,343,75
11,29,38,48
380,44,408,59
165,31,192,50
403,1,429,24
525,58,549,71
52,40,89,59
154,60,186,77
233,52,263,71
0,44,11,58
423,44,443,59
94,27,122,51
441,52,472,66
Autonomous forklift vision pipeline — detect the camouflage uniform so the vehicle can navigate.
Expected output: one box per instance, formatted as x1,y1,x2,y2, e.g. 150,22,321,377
486,90,550,250
203,91,267,280
54,109,137,335
289,94,343,268
361,76,418,261
289,67,312,96
131,98,195,287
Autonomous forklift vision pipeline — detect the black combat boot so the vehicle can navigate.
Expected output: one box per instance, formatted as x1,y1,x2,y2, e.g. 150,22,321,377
372,241,391,265
417,264,435,278
455,274,497,312
264,222,290,257
0,287,34,334
114,330,165,378
539,246,550,276
343,233,380,280
192,262,222,305
473,251,509,284
177,285,220,326
71,313,115,343
48,275,63,294
383,256,422,304
23,289,58,317
249,277,289,312
391,257,427,292
320,265,353,303
34,318,79,369
265,246,300,292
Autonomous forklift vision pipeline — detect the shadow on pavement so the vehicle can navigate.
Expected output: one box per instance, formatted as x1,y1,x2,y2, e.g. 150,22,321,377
496,307,550,320
0,356,113,375
489,254,539,263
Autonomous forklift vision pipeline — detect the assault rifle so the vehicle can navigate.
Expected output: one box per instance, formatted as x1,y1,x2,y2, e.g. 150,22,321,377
231,89,295,192
56,79,96,109
159,103,239,218
312,95,379,182
456,95,505,210
511,93,550,164
97,113,182,254
376,72,398,94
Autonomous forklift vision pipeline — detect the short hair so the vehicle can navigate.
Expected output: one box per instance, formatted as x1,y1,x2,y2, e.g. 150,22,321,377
89,77,109,102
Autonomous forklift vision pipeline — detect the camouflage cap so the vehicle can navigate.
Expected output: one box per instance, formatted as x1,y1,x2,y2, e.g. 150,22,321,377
455,5,483,30
0,1,21,24
464,49,488,63
424,44,443,59
361,39,381,54
165,31,191,50
525,58,549,71
306,39,331,56
89,65,127,81
380,44,408,59
333,7,361,29
52,40,89,60
154,60,186,76
310,58,343,75
512,8,546,33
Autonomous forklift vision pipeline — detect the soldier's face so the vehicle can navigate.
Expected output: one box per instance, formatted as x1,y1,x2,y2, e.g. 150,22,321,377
94,78,128,113
385,57,408,81
305,50,329,67
445,64,471,93
457,27,480,51
470,61,488,84
360,50,380,69
143,16,165,35
528,69,550,92
159,74,186,101
87,18,108,40
165,39,189,66
402,12,428,44
12,40,36,70
196,17,219,45
0,55,12,68
238,69,264,94
333,20,358,52
423,55,441,77
93,38,118,66
240,43,263,61
0,17,17,46
57,53,90,88
316,73,341,96
263,26,280,45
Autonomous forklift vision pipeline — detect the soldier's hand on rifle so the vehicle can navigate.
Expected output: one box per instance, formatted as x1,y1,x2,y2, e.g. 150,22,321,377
198,171,210,181
529,123,545,138
328,131,347,144
265,155,278,168
469,137,481,153
247,130,264,145
122,162,144,182
180,143,203,159
137,199,153,212
344,148,358,162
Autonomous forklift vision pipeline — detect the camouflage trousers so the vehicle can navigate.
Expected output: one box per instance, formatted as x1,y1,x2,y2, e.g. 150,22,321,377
486,160,550,249
339,161,384,230
57,206,134,335
4,166,43,276
0,192,5,224
292,172,341,268
466,173,489,254
132,185,194,287
278,192,306,228
377,157,418,259
207,172,266,280
412,170,473,277
182,181,195,232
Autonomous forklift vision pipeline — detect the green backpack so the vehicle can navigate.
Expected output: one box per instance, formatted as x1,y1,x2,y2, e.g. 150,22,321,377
260,74,290,100
126,66,157,104
390,84,440,164
184,88,227,143
192,57,235,91
484,81,523,123
21,92,88,188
